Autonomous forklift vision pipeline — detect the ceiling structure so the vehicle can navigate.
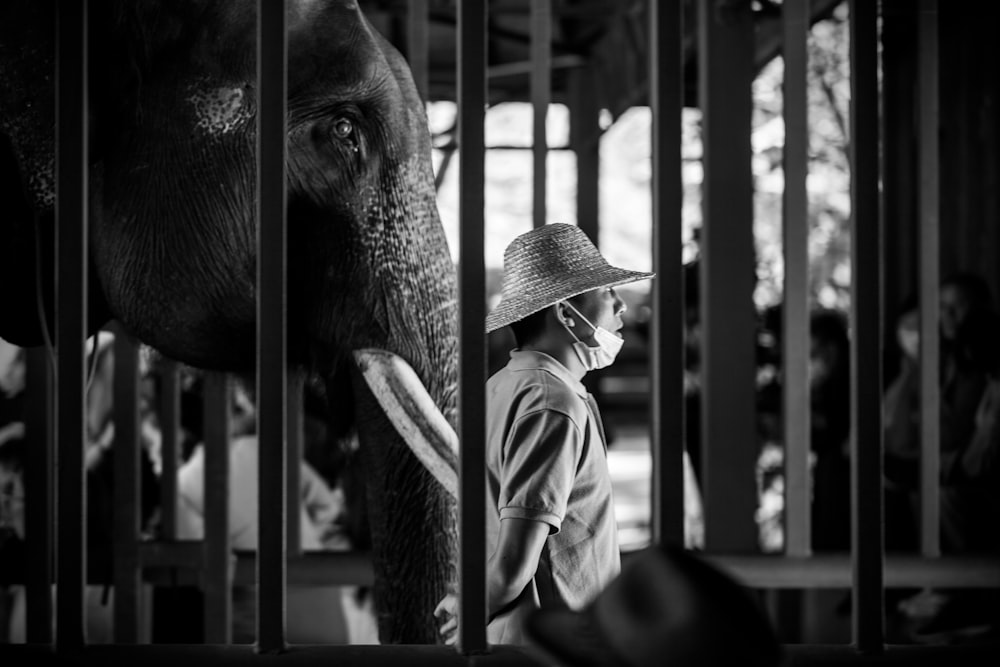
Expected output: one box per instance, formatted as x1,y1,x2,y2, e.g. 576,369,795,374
360,0,845,120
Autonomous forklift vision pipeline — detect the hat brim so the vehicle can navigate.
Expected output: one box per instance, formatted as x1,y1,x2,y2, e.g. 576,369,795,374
485,266,655,333
525,606,627,667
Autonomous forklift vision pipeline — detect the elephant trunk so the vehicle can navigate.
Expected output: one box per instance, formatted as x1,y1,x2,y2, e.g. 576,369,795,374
350,359,457,644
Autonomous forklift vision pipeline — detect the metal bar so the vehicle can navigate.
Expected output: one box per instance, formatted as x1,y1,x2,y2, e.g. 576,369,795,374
782,0,812,558
4,643,997,666
203,374,231,644
256,0,289,652
649,0,685,547
3,544,988,591
488,54,585,80
701,554,1000,590
917,0,941,559
138,541,205,569
0,643,560,665
137,547,375,587
849,0,885,653
457,0,487,654
407,0,429,102
286,373,303,558
569,68,599,243
55,0,89,648
159,361,181,541
112,328,142,642
697,0,759,552
233,552,377,588
25,346,54,644
531,0,551,229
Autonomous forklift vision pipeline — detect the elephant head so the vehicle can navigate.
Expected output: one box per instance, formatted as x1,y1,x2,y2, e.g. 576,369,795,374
1,0,458,643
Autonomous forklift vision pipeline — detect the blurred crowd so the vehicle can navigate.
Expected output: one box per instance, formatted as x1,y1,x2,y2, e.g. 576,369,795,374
2,269,998,646
0,333,377,644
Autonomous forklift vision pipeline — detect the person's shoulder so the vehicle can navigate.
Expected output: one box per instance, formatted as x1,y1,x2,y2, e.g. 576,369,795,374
509,367,588,421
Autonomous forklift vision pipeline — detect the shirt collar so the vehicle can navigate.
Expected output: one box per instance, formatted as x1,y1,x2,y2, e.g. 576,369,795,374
507,349,589,398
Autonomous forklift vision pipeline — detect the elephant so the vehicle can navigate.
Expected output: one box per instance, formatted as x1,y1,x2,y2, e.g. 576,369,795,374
0,0,460,644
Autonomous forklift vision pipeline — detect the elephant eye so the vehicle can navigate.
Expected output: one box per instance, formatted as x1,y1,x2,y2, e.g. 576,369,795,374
333,118,354,140
329,117,360,156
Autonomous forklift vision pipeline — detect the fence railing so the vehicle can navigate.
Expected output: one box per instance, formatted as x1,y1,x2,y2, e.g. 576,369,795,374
4,0,998,665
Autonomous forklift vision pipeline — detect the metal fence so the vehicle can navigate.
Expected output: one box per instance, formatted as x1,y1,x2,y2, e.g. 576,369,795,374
3,0,999,664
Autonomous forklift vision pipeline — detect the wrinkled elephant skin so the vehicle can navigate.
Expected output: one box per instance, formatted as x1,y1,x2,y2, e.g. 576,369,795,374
0,1,458,644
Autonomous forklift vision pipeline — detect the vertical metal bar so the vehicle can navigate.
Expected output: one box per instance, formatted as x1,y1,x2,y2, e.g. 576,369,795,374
25,346,54,644
407,0,429,102
203,374,231,644
697,0,759,552
256,0,288,652
55,0,89,648
782,0,812,558
570,67,599,244
112,329,142,643
849,0,885,653
649,0,685,547
159,361,181,541
457,0,487,654
918,0,941,559
286,373,303,558
531,0,551,229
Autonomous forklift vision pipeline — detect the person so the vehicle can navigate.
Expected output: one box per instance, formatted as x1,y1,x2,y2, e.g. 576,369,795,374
175,381,379,645
884,276,994,549
434,222,654,646
897,307,1000,643
808,308,852,552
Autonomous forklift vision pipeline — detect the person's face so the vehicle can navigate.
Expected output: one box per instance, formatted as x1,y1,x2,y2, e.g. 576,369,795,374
940,284,972,341
896,309,919,360
809,338,833,386
565,286,627,346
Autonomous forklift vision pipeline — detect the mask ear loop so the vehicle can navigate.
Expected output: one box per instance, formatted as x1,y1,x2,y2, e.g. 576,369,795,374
562,300,598,335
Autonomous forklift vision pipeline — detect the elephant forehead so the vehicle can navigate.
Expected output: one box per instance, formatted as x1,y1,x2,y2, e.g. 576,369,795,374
185,83,252,137
2,120,55,211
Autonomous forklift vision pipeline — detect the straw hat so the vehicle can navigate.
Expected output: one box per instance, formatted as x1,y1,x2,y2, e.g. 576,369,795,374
485,223,654,333
525,544,783,667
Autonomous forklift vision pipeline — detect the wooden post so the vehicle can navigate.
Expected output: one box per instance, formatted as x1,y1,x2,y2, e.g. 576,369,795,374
697,0,759,553
407,0,429,102
25,346,54,644
457,0,487,654
782,0,812,558
256,0,289,652
917,0,941,559
203,374,231,644
55,0,89,648
112,330,142,643
159,361,181,541
286,373,303,559
531,0,551,229
649,0,685,547
849,0,885,653
569,67,599,245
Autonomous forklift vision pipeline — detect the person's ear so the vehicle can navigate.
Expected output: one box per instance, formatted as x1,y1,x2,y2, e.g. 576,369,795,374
555,303,575,328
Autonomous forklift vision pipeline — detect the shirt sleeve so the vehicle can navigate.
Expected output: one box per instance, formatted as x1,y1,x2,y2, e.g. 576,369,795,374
497,408,584,534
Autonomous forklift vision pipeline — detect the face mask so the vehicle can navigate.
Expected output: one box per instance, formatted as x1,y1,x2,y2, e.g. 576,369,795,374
561,301,624,370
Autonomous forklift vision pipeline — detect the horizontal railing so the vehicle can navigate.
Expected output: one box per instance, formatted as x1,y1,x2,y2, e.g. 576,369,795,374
6,547,998,591
4,1,995,664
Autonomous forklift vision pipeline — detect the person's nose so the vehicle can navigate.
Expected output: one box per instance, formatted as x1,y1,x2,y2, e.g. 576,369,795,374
615,293,627,316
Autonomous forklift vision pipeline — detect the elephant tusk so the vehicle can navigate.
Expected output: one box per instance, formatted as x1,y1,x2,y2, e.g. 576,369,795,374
353,348,459,499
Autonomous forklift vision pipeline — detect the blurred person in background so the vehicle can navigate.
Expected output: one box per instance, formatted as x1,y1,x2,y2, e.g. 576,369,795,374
808,308,852,553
